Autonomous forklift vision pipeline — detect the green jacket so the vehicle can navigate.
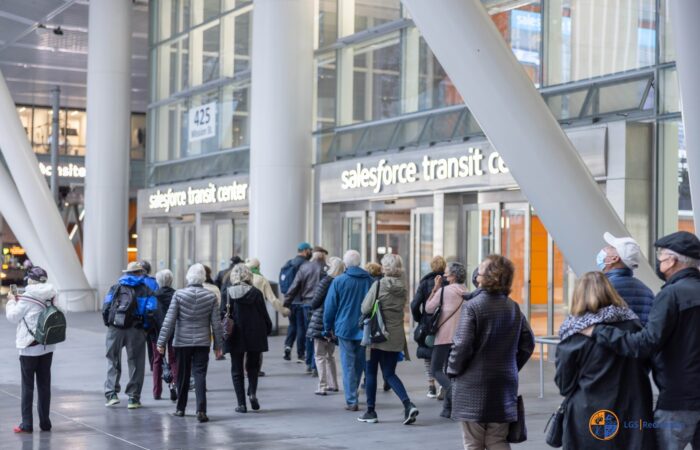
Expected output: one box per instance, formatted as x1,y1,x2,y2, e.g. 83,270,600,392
361,276,409,357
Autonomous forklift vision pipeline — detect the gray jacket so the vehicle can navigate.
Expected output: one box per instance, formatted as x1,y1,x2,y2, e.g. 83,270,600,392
284,259,326,306
157,284,224,350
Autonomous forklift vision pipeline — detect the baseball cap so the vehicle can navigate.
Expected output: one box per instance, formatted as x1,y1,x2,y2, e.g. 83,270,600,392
298,242,312,251
123,261,145,273
603,232,641,270
655,231,700,259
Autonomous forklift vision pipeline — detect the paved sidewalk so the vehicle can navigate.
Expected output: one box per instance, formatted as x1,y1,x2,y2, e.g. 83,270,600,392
0,312,562,449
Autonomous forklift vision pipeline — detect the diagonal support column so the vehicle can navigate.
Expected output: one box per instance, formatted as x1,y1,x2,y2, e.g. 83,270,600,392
401,0,660,289
670,0,700,233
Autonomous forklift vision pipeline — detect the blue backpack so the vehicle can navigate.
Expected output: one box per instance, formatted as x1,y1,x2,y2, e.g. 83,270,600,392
279,259,303,295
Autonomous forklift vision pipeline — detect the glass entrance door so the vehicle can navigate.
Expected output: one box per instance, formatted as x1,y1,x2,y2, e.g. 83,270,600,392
410,208,433,296
501,204,531,316
342,211,368,264
464,204,500,290
171,223,195,288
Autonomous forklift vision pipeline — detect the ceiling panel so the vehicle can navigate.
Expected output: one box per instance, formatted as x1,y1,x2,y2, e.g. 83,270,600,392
17,28,89,54
0,17,28,43
0,0,66,22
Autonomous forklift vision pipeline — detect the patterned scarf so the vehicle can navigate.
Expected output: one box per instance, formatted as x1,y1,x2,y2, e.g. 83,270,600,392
558,305,639,341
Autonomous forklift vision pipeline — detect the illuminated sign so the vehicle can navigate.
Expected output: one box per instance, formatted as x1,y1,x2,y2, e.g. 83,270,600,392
148,181,248,213
340,148,509,193
39,162,86,178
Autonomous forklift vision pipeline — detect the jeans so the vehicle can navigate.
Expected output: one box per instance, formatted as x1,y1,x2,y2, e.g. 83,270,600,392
654,409,700,450
284,306,297,350
104,326,146,400
303,305,315,369
285,305,306,359
314,339,338,391
20,352,53,431
431,344,452,411
151,339,178,398
338,339,365,406
230,351,262,406
175,346,209,413
365,349,409,409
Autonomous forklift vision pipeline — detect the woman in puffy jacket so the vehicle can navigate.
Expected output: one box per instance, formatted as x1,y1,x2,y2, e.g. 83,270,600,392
158,264,224,423
307,257,344,395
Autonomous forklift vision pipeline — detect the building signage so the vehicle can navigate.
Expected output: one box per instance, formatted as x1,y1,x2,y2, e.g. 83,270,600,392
39,162,86,178
188,102,217,142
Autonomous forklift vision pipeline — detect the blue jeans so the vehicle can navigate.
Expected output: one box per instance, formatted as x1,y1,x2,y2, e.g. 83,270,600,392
303,305,315,369
365,349,409,409
338,339,365,406
654,409,700,450
285,305,306,358
284,306,297,350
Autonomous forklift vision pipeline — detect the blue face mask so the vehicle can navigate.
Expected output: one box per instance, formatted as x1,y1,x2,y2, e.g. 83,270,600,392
596,250,607,271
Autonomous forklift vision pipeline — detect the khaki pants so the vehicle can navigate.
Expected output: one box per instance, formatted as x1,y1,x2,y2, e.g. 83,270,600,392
314,339,338,392
461,422,510,450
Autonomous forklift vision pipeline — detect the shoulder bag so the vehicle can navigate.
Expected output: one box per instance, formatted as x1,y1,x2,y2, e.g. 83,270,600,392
361,281,388,346
221,300,234,341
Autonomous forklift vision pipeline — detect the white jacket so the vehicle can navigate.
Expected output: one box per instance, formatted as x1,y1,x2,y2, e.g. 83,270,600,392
5,283,58,349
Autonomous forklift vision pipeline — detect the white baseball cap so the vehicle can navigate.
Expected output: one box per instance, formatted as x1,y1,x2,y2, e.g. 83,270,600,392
603,232,641,270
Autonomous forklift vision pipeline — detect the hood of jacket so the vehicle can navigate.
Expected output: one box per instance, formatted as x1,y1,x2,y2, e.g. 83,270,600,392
22,282,57,301
228,283,253,303
559,305,638,341
119,274,146,287
379,276,406,297
420,271,442,284
345,266,372,280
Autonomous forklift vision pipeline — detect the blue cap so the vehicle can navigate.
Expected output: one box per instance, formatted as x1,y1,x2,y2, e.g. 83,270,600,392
298,242,312,251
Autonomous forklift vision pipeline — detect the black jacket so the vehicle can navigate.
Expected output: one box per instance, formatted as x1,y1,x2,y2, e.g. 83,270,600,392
222,284,272,354
447,291,534,423
411,271,442,359
306,275,332,340
556,320,655,449
594,268,700,411
284,259,326,307
153,286,176,329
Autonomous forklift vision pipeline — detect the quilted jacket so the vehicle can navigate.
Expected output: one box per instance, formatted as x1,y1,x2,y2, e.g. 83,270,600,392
157,284,223,350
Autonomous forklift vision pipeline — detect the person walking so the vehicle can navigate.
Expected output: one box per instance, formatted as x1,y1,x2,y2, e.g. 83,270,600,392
556,271,654,449
224,264,272,413
323,250,373,411
596,232,654,325
203,265,222,305
151,269,178,401
448,255,534,450
157,264,224,423
425,261,468,419
358,254,419,425
411,256,446,399
307,257,344,395
102,261,158,409
141,260,159,372
280,243,312,361
246,257,291,317
5,267,57,433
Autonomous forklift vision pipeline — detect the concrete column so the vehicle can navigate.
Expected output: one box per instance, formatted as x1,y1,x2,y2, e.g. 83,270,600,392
50,86,60,204
670,0,700,233
249,0,313,280
84,0,131,301
0,71,94,309
401,0,660,290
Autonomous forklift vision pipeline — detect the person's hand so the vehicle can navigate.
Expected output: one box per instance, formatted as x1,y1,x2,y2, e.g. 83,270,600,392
580,326,595,337
215,349,223,359
157,346,165,354
282,307,291,317
434,275,443,288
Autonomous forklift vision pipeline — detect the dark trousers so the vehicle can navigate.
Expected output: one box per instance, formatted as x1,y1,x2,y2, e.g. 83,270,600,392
303,305,315,369
230,351,261,406
365,349,409,409
284,305,306,358
152,339,178,398
20,352,53,431
431,344,452,411
284,306,297,350
175,346,209,413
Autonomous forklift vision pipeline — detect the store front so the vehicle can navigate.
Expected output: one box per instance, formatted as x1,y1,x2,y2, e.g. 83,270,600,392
316,121,652,339
137,174,249,288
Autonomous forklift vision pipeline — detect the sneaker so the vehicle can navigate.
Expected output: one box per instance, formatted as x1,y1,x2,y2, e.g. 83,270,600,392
258,371,266,377
314,390,327,396
344,403,359,412
283,347,291,361
13,425,32,433
305,366,313,374
311,368,318,377
437,385,445,401
403,403,419,425
127,398,142,409
172,410,185,417
296,357,305,364
427,385,437,398
235,405,247,413
196,412,209,423
328,388,339,392
169,387,178,402
249,396,260,411
105,394,120,407
357,410,378,423
440,408,451,419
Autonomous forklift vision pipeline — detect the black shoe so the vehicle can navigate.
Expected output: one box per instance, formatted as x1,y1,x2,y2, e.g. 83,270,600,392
311,368,318,377
357,410,378,423
440,408,451,419
196,412,209,423
403,402,419,425
306,366,313,374
258,371,266,377
249,396,260,411
235,405,247,413
172,410,185,417
169,387,178,402
40,422,51,432
383,381,391,392
283,347,291,361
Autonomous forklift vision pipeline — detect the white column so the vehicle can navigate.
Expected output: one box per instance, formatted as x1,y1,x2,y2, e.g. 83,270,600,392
84,0,131,301
401,0,660,290
670,0,700,233
0,71,94,310
249,0,313,280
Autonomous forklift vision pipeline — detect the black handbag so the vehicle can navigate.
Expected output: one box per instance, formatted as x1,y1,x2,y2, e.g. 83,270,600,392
423,288,444,348
507,395,527,443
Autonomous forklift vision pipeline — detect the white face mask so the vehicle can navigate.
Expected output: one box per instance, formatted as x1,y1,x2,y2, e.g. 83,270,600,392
596,249,607,271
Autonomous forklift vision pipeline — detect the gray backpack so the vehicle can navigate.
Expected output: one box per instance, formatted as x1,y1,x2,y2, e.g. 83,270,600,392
21,297,67,345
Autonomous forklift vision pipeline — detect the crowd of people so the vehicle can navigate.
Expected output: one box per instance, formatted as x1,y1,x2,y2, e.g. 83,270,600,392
4,230,700,449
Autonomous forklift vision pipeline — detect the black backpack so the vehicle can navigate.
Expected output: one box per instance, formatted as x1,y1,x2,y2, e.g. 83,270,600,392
108,285,139,329
22,297,67,345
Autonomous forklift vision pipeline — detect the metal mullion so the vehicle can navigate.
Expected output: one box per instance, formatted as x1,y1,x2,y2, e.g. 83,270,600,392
638,76,655,110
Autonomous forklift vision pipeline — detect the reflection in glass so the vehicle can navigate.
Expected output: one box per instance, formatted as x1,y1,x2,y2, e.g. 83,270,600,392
353,0,401,35
491,2,542,86
316,53,337,129
417,37,463,110
501,208,527,308
318,0,337,48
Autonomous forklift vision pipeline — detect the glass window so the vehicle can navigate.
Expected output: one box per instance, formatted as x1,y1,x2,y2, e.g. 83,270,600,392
220,83,250,149
584,77,651,116
545,0,656,85
544,88,588,120
329,128,366,159
418,109,464,146
234,11,252,73
190,21,220,87
317,0,337,49
391,115,428,149
417,36,463,111
32,107,65,155
131,114,147,160
64,110,86,156
184,89,220,158
658,120,694,235
157,0,180,41
659,0,675,63
153,101,185,162
190,0,220,27
660,67,680,114
315,132,335,163
353,0,401,35
16,106,32,142
316,52,337,130
358,122,397,153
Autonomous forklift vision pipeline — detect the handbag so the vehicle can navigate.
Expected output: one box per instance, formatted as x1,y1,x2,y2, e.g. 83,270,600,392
507,395,527,443
221,301,234,340
361,281,388,346
425,288,463,348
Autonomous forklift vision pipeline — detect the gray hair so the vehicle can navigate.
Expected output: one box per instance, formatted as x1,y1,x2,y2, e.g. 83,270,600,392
185,263,205,285
229,263,253,284
156,269,174,288
326,257,346,278
381,253,404,277
311,251,326,262
662,248,700,269
447,262,467,284
343,250,361,268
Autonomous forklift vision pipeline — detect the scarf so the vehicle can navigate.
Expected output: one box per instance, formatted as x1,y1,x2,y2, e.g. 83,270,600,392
558,305,639,341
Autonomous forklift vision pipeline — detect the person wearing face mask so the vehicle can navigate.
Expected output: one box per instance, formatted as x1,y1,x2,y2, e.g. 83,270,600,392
596,233,655,325
582,231,700,450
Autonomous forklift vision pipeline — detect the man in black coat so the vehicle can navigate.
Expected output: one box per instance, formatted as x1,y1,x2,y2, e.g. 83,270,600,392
584,231,700,449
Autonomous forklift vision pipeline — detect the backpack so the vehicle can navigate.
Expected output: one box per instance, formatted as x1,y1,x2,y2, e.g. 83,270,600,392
107,285,139,329
279,258,303,295
22,297,67,345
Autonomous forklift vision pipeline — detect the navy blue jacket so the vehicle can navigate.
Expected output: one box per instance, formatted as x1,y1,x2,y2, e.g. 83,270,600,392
323,266,373,341
606,268,654,325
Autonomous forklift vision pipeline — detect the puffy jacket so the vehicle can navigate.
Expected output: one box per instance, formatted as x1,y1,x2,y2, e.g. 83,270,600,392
410,271,442,323
222,284,272,354
361,277,409,355
307,275,333,340
323,266,373,341
594,268,700,411
143,275,159,292
102,274,158,330
285,258,326,307
157,284,223,350
606,268,654,325
153,286,176,328
5,283,58,349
